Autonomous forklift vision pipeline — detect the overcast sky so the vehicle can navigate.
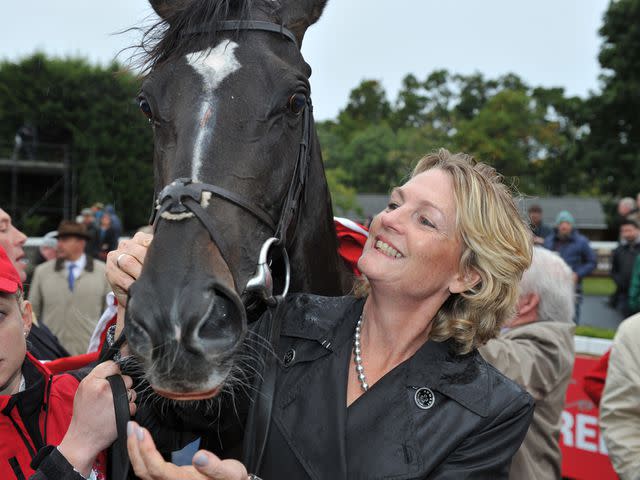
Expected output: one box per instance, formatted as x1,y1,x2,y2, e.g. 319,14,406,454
1,0,610,121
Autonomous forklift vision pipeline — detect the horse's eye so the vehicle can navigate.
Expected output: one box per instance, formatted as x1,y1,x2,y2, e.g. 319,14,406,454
288,93,307,115
138,98,153,120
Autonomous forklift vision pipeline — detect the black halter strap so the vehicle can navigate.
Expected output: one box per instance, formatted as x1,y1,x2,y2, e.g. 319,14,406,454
149,20,313,262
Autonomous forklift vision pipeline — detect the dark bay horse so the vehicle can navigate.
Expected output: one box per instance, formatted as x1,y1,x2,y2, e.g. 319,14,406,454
125,0,351,400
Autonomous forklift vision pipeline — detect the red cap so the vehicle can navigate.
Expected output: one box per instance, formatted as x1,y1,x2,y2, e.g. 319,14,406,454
0,246,22,294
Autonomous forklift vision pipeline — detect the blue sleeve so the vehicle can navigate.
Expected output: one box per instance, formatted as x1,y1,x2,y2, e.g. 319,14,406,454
575,238,597,280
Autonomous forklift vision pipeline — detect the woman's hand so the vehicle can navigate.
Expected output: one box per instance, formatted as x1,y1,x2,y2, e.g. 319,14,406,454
106,232,152,307
127,421,249,480
58,361,137,477
106,232,152,337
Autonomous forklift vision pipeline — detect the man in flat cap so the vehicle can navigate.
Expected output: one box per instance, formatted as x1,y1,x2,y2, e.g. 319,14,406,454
28,220,111,355
544,210,596,323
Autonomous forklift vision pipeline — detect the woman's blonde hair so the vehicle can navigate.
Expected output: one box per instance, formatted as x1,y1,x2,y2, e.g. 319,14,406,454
358,148,532,354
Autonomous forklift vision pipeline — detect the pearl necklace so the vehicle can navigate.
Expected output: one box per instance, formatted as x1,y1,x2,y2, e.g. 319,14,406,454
353,314,369,391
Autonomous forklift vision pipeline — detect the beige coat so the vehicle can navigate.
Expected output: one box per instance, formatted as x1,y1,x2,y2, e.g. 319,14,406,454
28,257,111,355
600,314,640,480
480,321,575,480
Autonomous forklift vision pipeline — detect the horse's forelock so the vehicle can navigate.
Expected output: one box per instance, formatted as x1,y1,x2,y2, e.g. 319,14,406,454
134,0,283,73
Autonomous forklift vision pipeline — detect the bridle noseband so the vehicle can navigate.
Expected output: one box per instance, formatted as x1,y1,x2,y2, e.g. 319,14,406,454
149,21,313,306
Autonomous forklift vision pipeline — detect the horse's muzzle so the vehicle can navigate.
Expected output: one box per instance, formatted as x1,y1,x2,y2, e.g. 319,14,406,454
124,280,247,396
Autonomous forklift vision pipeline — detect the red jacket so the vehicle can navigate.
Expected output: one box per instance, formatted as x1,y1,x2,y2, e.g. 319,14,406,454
0,353,78,479
582,349,611,407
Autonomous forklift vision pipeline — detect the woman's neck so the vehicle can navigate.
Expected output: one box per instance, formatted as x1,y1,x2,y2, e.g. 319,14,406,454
361,289,448,368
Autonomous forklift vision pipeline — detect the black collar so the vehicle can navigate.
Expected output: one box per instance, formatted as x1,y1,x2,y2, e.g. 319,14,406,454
279,294,491,417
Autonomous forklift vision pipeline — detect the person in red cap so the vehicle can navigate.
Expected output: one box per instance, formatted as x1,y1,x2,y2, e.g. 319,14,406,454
0,246,135,479
0,207,69,361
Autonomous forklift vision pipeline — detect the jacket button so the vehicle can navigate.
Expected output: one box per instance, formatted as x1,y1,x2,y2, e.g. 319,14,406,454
283,348,296,366
414,387,435,410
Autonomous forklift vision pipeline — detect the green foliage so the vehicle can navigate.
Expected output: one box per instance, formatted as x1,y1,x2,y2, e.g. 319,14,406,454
581,0,640,198
0,54,153,233
342,123,402,192
21,215,47,236
325,168,362,217
320,71,586,197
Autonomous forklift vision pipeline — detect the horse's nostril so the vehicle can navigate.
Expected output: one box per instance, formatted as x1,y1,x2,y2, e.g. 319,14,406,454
198,290,236,340
183,287,245,357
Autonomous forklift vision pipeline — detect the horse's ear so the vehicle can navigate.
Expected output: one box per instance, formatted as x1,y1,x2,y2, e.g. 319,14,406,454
280,0,329,47
149,0,189,21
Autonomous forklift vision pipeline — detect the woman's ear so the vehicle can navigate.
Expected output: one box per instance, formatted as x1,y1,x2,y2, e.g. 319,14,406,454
449,268,481,294
21,300,33,335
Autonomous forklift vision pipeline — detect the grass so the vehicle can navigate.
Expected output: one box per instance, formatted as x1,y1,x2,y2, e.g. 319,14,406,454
582,276,616,296
575,325,616,340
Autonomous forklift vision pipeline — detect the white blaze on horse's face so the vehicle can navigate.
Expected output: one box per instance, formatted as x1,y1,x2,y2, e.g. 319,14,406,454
186,40,241,182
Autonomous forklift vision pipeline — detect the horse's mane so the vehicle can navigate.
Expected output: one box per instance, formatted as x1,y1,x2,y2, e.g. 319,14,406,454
133,0,281,72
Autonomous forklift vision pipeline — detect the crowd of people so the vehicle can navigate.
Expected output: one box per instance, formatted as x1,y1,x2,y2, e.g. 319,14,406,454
0,155,638,479
526,194,640,322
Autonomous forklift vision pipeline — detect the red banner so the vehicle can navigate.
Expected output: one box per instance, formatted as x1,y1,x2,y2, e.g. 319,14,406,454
561,354,617,479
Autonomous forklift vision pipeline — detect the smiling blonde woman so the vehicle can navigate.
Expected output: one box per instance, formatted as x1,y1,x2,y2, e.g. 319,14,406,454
78,147,537,480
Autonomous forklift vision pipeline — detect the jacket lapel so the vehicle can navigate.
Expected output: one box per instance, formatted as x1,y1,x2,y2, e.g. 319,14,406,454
407,339,491,417
271,298,360,480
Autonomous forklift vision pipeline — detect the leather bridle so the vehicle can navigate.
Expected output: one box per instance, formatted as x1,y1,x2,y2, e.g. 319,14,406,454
149,20,313,307
106,20,312,480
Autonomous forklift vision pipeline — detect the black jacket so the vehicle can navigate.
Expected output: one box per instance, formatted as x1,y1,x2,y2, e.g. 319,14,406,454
611,239,640,292
31,294,534,479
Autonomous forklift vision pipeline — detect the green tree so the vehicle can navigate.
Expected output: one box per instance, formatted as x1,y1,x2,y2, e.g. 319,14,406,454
390,74,428,129
0,54,153,232
335,80,391,140
325,167,361,217
583,0,640,197
342,123,401,192
454,88,567,193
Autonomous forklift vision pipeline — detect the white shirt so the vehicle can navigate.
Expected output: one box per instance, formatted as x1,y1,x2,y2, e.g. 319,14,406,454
64,253,86,281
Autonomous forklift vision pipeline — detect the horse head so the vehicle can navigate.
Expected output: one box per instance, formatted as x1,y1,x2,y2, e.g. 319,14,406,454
126,0,348,400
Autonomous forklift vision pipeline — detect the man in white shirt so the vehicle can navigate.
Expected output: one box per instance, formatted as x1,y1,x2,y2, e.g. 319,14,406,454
28,220,111,355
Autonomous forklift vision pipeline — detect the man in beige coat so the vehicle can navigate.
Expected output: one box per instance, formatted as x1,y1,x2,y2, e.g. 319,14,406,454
600,313,640,480
28,221,111,355
480,247,576,479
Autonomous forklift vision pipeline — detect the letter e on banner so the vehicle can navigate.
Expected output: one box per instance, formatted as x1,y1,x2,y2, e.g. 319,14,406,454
576,414,598,452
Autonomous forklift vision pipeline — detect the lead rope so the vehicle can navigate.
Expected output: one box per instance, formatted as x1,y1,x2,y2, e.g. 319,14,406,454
98,332,132,480
242,298,284,474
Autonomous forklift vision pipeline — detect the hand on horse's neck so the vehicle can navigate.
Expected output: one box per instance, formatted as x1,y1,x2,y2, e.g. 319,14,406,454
346,295,435,407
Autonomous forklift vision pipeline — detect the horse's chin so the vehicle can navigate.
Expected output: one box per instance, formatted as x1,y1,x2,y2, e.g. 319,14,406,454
152,385,223,401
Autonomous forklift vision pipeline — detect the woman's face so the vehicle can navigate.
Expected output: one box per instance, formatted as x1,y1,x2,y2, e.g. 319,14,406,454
358,168,469,300
0,294,30,396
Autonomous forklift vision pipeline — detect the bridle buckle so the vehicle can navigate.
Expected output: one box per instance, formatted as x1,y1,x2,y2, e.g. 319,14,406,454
245,237,290,306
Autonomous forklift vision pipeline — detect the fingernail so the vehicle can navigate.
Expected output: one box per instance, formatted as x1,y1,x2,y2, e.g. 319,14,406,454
193,452,208,467
143,239,151,246
136,426,144,441
127,421,134,436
